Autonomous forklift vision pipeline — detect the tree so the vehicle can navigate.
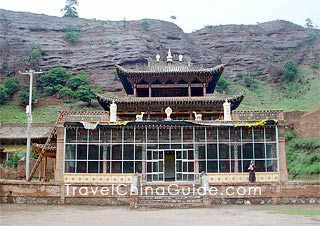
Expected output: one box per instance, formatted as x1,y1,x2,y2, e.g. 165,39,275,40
0,85,8,104
62,0,79,18
18,85,37,106
216,76,229,92
59,87,74,99
2,76,20,96
68,73,89,91
283,60,298,82
305,18,313,29
75,85,95,106
40,66,70,96
30,44,42,60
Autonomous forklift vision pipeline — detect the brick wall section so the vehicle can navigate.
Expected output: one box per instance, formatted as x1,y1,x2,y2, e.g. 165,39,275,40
283,111,305,135
299,108,320,139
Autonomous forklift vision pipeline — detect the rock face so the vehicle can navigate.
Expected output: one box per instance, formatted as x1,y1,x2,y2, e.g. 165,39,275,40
0,9,319,94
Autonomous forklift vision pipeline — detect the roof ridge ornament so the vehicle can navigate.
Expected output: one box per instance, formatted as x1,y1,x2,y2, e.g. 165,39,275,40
166,49,173,64
156,53,160,62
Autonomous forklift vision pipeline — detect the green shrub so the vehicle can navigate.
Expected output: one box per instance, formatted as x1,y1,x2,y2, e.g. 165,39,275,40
0,85,8,104
286,133,320,178
311,63,319,70
140,20,150,31
65,31,80,43
68,73,89,91
4,151,25,168
18,85,37,105
2,76,20,95
216,76,229,92
283,60,298,81
244,76,253,87
236,72,244,79
30,44,42,59
306,33,316,42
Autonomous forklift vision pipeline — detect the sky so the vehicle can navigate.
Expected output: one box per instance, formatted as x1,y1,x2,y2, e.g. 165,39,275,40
0,0,319,32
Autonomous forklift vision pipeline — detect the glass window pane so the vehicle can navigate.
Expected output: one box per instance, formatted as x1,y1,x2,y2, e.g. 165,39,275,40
135,145,142,160
196,127,205,142
171,128,181,143
135,161,142,173
230,128,241,142
207,161,218,173
66,128,77,143
266,144,277,158
111,145,122,160
254,128,264,142
65,144,76,160
76,161,87,173
267,160,277,172
77,145,87,160
88,161,99,173
218,128,229,142
159,128,170,143
219,144,229,159
65,161,75,173
135,127,145,143
123,161,134,173
100,128,111,143
77,129,88,143
207,144,217,159
124,127,134,143
112,128,122,143
188,150,194,159
199,161,206,172
206,127,217,142
255,160,265,172
254,143,265,159
265,127,276,141
198,145,205,159
111,161,122,173
243,143,253,159
147,128,158,143
89,130,99,143
88,145,99,160
123,145,134,160
242,128,253,141
219,160,230,173
183,127,193,142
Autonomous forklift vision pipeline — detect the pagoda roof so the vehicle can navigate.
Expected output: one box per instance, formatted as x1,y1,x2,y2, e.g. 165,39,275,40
96,94,244,111
116,64,225,95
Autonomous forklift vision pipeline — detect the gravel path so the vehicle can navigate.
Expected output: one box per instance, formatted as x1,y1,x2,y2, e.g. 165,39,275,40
1,204,319,226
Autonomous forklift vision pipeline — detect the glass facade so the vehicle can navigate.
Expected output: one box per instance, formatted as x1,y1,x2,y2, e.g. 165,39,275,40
64,125,278,182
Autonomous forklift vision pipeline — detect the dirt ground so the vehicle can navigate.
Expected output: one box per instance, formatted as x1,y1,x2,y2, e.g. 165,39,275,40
0,204,319,226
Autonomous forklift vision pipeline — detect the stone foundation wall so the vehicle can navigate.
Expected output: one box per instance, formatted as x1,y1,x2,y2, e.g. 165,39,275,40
0,180,319,206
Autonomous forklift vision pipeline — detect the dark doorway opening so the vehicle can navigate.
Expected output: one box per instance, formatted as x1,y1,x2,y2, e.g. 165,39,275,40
165,150,175,181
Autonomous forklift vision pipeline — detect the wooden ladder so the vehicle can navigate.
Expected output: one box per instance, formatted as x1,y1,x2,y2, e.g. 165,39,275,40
27,112,64,182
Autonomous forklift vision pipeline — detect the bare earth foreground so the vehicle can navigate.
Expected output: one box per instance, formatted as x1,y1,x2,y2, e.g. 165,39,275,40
0,204,319,226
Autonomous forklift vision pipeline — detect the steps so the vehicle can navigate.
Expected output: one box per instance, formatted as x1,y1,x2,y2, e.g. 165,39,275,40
134,183,206,209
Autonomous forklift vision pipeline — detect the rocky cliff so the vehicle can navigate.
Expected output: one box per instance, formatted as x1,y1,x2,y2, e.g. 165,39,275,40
0,9,319,94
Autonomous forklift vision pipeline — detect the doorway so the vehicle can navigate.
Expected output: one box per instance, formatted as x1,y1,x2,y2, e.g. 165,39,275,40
165,150,175,181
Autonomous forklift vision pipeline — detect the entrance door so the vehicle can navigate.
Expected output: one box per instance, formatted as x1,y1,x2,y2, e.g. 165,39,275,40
146,149,164,182
165,151,175,181
175,149,195,181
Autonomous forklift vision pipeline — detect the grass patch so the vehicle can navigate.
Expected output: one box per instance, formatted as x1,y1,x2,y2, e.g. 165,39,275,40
228,66,320,111
273,209,320,215
0,100,100,123
289,177,320,182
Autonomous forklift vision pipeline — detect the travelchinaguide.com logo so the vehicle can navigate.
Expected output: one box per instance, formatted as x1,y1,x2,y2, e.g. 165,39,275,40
65,184,262,197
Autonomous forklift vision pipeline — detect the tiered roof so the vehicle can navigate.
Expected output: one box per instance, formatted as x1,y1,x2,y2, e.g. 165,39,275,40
116,63,225,95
